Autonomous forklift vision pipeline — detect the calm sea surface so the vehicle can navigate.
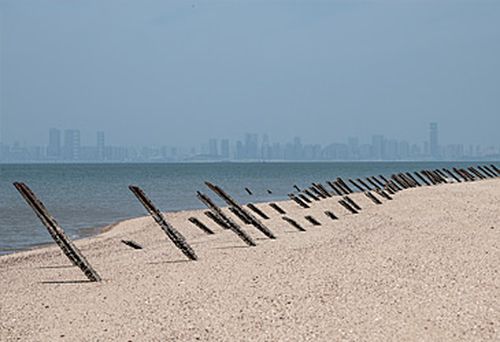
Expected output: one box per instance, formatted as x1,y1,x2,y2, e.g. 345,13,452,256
0,161,494,254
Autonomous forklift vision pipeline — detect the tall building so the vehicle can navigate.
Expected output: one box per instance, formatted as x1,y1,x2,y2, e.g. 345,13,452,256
47,128,61,159
63,129,81,161
429,122,439,159
97,131,105,161
208,138,218,156
371,135,385,160
220,139,230,159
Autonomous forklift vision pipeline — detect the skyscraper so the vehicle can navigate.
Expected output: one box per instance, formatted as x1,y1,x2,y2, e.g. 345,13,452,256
63,129,81,161
430,122,439,159
97,131,105,161
220,139,230,159
208,138,218,156
47,128,61,159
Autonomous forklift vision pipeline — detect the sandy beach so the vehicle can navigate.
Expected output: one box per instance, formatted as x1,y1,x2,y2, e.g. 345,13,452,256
1,178,499,341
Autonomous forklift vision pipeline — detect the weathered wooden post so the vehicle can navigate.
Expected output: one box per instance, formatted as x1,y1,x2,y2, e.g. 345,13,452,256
309,186,326,199
121,240,143,250
366,177,381,190
357,178,373,191
490,164,500,175
365,191,382,205
205,182,276,239
205,211,230,229
305,215,321,226
442,169,460,182
289,194,310,208
269,202,286,214
414,171,431,186
129,186,198,261
14,182,102,282
371,176,386,189
188,217,215,235
282,216,306,232
483,165,499,177
245,187,253,195
304,189,320,201
229,207,252,224
405,173,421,187
247,203,270,220
293,185,301,192
338,199,358,214
375,188,392,200
336,177,354,194
477,165,495,178
349,179,365,192
327,181,344,196
198,192,256,247
299,194,313,203
343,196,361,211
324,211,338,220
468,167,486,180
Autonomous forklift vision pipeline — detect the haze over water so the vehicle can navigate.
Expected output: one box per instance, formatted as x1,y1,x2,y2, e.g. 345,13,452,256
0,161,493,254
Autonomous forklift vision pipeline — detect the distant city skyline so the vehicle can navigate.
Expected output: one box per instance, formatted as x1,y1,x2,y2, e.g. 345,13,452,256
0,123,499,163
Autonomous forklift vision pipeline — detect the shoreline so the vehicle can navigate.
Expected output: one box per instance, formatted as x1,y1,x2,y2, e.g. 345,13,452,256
1,177,499,341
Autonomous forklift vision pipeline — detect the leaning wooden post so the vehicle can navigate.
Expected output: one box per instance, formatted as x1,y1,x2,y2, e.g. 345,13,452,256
365,191,382,205
338,199,358,214
443,168,461,183
304,189,321,201
366,177,381,190
247,203,270,220
414,171,431,186
483,165,499,177
269,202,286,214
343,196,362,211
327,181,344,196
289,194,310,208
13,182,102,282
349,179,365,192
468,167,486,180
197,191,256,246
129,186,198,261
477,165,495,178
357,178,373,191
490,164,500,175
336,177,354,194
188,217,215,235
205,182,276,239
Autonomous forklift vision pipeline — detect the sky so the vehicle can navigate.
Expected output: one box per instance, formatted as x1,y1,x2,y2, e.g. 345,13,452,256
0,0,499,147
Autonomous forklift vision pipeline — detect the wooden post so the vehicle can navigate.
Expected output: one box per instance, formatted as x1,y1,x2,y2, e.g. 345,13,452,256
247,203,270,220
338,200,358,214
304,189,320,201
129,186,198,261
336,177,354,194
443,169,461,182
14,182,102,282
282,216,306,232
293,185,301,192
289,194,310,208
468,167,486,180
121,240,143,250
299,193,313,203
365,191,382,205
366,177,381,190
205,211,230,229
490,164,500,175
343,196,361,211
324,211,338,220
309,186,326,199
229,207,252,224
414,171,431,186
305,215,321,226
198,192,256,247
375,188,392,200
205,182,277,239
188,217,215,235
483,165,498,177
245,187,253,195
269,202,286,215
477,165,495,178
357,178,373,191
405,173,421,187
327,181,344,196
371,176,386,189
349,179,365,192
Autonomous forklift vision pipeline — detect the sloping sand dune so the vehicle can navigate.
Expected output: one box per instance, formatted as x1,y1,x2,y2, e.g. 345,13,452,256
1,179,499,341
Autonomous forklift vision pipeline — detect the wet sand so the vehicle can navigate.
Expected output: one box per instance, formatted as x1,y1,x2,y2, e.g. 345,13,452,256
1,179,499,341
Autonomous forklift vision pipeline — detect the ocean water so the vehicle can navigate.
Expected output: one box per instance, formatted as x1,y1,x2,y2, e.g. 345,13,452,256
0,161,495,254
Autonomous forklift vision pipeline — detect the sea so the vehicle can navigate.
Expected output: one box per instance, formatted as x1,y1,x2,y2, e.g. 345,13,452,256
0,161,495,255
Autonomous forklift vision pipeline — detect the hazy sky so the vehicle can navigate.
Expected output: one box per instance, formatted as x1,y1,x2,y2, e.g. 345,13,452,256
1,0,499,147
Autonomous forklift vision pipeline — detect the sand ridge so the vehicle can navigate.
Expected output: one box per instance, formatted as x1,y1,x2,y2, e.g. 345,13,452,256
0,179,499,341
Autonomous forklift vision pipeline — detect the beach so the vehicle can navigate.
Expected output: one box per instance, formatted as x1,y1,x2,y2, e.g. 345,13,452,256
1,178,499,341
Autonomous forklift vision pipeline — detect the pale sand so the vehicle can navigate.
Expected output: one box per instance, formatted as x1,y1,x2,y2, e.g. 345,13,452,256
1,179,499,341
